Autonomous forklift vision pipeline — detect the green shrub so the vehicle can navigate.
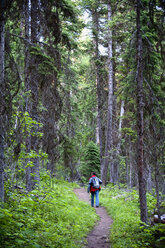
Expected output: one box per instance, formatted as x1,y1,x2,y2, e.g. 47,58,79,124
0,178,98,248
100,185,165,248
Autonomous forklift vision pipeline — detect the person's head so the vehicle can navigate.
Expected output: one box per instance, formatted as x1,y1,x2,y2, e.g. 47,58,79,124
92,172,96,176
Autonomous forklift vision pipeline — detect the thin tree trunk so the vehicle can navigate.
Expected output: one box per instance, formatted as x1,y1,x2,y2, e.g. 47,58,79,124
146,162,152,192
118,101,124,142
114,100,125,184
129,162,132,188
25,0,40,191
102,0,113,185
154,157,161,221
0,12,5,201
91,7,104,178
30,0,40,189
66,81,74,179
24,0,32,192
126,160,129,186
129,144,133,188
136,0,148,223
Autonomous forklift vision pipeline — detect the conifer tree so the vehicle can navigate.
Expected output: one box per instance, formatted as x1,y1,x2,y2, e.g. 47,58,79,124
80,141,100,179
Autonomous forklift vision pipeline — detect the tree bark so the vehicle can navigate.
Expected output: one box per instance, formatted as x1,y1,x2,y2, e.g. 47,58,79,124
128,143,133,188
91,7,104,179
24,0,33,192
102,0,113,185
146,162,152,192
25,0,40,191
0,12,5,201
113,100,125,184
30,0,40,189
136,0,148,223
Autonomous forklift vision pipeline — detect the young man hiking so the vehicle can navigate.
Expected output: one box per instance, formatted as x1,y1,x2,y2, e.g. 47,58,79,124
87,172,102,208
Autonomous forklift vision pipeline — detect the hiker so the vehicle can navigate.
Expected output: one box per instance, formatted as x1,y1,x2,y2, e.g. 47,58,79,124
87,172,102,208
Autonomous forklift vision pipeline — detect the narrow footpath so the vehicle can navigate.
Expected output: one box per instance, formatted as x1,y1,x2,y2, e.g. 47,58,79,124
74,188,113,248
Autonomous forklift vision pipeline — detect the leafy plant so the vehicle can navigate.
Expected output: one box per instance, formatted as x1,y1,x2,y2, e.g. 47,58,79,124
100,185,165,248
0,176,98,248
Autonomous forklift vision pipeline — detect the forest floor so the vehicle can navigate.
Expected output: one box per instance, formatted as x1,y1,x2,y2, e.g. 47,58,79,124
74,188,113,248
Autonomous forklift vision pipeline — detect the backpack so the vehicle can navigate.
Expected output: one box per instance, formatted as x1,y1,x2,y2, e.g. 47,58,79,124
92,177,100,189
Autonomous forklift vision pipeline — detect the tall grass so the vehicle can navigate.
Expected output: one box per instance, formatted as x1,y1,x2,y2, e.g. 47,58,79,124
100,185,165,248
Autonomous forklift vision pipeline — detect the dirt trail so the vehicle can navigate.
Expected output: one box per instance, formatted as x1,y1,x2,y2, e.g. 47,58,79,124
74,188,113,248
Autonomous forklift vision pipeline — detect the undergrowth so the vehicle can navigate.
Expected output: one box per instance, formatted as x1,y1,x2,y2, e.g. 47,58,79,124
0,176,98,248
100,185,165,248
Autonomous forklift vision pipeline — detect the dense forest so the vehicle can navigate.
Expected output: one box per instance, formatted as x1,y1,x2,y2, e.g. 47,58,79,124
0,0,165,247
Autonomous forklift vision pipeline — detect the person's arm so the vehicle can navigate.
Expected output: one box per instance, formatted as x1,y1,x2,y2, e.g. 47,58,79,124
98,178,102,191
87,184,90,193
99,178,102,185
87,178,93,193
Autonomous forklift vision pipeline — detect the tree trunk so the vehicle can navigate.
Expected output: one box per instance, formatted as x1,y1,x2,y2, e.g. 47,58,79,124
118,101,124,142
128,144,133,188
146,162,152,192
25,0,40,191
102,0,113,185
24,0,32,192
65,70,75,180
114,100,125,184
30,0,40,189
136,0,148,223
91,7,104,179
0,12,5,201
129,162,132,188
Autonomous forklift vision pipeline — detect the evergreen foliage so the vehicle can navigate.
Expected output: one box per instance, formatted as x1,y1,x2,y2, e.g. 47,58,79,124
80,141,100,180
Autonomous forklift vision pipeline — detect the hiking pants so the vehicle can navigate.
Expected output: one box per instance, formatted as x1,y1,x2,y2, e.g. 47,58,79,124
91,190,99,207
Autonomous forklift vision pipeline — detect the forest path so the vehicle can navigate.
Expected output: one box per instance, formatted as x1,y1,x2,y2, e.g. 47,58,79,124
74,188,113,248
